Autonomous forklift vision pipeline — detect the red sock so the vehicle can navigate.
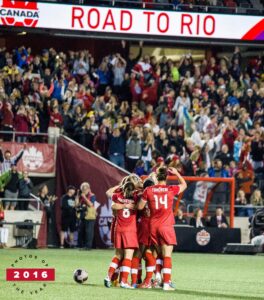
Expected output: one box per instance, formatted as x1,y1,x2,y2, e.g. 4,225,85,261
144,252,156,284
131,257,140,285
111,265,120,281
108,256,120,279
155,255,163,277
162,256,172,284
137,261,142,282
121,258,132,284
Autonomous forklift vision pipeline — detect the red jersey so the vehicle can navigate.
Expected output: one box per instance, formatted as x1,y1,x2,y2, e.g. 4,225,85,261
142,184,180,227
112,192,137,232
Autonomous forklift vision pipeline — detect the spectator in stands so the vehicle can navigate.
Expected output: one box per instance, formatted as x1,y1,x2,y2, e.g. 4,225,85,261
208,160,229,178
2,101,14,141
190,208,206,228
60,186,77,249
250,189,264,207
215,144,233,166
209,206,229,228
14,105,29,142
77,182,96,250
235,163,254,200
175,208,188,225
17,170,33,210
0,144,26,174
126,130,142,172
108,125,126,168
235,189,248,216
250,131,263,172
4,164,19,210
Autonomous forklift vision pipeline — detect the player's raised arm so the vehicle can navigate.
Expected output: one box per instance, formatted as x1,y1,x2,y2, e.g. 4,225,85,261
111,183,136,211
106,185,120,198
168,167,187,194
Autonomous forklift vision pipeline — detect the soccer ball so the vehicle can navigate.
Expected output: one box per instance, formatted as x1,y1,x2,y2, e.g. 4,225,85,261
73,269,88,284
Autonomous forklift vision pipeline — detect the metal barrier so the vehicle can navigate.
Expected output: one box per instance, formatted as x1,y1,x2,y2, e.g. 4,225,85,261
187,204,264,215
0,131,49,143
1,195,42,210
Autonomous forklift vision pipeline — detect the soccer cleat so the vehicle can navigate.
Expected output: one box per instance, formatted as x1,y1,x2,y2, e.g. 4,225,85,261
163,283,175,291
104,276,112,288
120,281,133,289
131,283,138,289
137,281,152,289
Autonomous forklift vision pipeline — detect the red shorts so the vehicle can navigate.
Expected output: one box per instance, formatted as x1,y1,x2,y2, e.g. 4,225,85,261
137,217,150,247
150,225,177,246
110,218,116,244
114,230,139,249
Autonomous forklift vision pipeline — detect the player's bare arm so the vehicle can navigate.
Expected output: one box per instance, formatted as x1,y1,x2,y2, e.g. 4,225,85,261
168,167,187,194
106,185,120,198
111,202,135,210
137,198,147,210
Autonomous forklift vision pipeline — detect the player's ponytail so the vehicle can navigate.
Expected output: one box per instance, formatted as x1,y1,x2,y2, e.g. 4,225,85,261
123,181,135,199
156,166,167,182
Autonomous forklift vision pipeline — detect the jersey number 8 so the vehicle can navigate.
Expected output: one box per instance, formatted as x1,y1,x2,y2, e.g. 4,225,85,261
154,194,168,209
123,208,130,218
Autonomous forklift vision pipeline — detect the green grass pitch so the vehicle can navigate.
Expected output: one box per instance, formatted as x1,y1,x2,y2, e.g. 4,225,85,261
0,249,264,300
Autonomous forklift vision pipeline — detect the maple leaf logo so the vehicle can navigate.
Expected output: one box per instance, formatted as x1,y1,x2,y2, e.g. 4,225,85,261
22,146,44,171
0,0,39,28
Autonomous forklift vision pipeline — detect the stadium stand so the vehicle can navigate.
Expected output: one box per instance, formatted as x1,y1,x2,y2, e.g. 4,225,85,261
0,43,263,202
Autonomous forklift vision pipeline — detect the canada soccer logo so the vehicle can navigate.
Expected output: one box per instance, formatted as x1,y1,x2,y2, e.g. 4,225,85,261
22,146,44,171
196,230,211,246
0,0,39,28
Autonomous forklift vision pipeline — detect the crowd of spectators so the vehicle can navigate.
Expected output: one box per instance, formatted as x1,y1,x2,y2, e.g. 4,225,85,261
176,206,229,228
0,41,263,211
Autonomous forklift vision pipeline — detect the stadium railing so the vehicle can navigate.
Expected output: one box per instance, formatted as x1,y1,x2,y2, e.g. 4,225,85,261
187,204,264,216
28,0,264,15
0,131,49,143
1,194,42,210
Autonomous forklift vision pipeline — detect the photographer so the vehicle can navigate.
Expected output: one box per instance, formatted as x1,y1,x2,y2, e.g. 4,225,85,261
77,182,96,250
60,186,77,249
38,185,57,245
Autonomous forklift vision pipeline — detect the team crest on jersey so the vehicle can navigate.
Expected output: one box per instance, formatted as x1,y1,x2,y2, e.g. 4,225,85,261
196,229,211,246
0,0,39,28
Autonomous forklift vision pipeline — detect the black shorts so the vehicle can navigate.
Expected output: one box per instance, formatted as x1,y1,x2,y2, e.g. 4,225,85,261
61,215,76,232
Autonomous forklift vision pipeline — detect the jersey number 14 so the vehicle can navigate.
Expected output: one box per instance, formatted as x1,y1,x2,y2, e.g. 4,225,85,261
154,194,168,209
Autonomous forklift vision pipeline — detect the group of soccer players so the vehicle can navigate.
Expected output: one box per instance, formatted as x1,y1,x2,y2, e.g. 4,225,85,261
104,166,187,291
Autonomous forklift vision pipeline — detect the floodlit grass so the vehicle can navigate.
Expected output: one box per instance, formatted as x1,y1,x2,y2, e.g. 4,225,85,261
0,249,264,300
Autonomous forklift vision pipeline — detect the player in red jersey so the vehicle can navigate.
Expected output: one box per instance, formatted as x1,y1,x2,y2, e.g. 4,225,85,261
112,181,138,288
104,176,130,288
105,181,138,289
105,174,143,288
138,167,187,291
131,175,158,288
